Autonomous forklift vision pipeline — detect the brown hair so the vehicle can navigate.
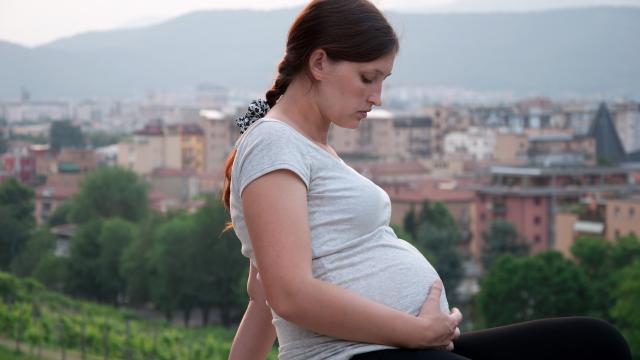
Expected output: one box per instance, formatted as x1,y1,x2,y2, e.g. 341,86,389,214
222,0,399,226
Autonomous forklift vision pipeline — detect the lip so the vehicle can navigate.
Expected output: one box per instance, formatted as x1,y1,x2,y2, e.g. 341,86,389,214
357,111,369,119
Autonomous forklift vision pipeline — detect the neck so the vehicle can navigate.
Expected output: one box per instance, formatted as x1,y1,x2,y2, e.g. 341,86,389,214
267,76,331,145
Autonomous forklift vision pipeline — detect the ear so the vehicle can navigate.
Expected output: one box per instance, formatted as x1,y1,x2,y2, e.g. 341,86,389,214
308,48,329,81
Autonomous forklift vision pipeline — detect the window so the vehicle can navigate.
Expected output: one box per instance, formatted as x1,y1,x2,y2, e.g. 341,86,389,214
534,197,542,206
480,213,486,222
534,235,542,243
534,216,541,225
615,229,621,238
614,206,621,218
630,207,636,219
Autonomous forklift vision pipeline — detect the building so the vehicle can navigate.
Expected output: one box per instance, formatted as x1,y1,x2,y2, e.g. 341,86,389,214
167,123,205,173
34,184,79,225
146,167,200,203
393,115,433,160
473,164,640,261
613,102,640,153
381,178,476,254
117,122,181,175
0,142,36,184
606,197,640,240
199,110,236,174
444,127,496,161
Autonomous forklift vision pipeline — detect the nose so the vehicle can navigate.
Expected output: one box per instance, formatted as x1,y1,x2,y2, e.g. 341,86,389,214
368,87,382,107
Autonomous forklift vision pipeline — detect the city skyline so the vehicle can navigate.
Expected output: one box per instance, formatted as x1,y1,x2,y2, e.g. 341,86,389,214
1,0,639,47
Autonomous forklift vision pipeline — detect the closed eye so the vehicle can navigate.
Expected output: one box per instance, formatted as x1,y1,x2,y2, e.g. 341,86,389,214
361,75,374,84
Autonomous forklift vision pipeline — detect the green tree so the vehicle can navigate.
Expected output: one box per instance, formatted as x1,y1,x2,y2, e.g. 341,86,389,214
0,177,35,271
96,218,137,305
190,197,246,326
49,120,84,151
478,252,592,327
610,260,640,359
88,131,125,148
47,201,73,227
402,207,418,240
571,234,640,320
148,216,197,322
413,202,464,305
64,220,104,300
481,220,529,270
120,213,165,306
32,254,68,292
70,167,148,224
11,228,55,277
570,235,614,319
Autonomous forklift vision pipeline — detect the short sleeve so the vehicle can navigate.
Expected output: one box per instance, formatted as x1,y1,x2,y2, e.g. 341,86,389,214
234,121,311,197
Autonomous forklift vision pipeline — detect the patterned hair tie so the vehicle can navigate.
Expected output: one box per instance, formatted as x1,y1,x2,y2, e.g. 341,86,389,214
236,99,270,134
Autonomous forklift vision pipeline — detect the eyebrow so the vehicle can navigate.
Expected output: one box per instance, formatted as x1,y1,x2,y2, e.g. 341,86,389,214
374,69,392,78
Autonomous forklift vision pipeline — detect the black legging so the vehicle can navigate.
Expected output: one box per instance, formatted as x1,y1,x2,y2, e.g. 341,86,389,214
351,317,631,360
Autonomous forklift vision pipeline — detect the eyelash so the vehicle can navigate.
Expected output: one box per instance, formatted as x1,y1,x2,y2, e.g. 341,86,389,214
361,75,374,84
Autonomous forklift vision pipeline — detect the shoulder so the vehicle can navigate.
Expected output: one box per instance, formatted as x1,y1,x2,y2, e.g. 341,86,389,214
232,119,312,193
238,118,297,145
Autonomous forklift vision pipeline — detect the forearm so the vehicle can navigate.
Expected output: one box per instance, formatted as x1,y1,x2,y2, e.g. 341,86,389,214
276,278,427,349
229,299,277,360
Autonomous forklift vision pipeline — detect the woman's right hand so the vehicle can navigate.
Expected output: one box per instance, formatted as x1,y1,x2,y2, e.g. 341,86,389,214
414,279,463,350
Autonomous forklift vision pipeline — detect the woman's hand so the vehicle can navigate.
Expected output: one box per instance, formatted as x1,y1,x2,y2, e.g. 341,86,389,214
414,280,463,350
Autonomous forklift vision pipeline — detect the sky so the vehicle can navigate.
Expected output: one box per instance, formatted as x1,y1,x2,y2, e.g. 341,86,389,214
1,0,639,47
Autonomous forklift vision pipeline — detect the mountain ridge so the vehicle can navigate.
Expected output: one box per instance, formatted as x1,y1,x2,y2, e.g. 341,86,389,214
1,6,639,99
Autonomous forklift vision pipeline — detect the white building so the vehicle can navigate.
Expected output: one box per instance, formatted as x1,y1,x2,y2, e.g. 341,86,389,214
443,127,496,161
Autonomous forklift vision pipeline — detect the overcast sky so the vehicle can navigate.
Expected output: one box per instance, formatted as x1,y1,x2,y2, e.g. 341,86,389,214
1,0,639,47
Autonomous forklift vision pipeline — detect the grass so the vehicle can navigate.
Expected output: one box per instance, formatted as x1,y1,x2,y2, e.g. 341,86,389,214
0,344,39,360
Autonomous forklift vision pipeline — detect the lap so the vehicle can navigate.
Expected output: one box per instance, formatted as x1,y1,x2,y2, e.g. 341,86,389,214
352,317,631,360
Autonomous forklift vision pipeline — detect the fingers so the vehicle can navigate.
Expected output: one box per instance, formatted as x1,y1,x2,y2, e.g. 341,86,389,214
445,342,454,351
452,327,461,340
449,307,463,326
420,279,444,312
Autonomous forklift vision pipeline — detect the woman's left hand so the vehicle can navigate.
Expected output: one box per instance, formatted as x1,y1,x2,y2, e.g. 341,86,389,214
440,326,461,351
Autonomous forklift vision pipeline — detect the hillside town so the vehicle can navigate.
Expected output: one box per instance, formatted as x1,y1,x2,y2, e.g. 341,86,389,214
2,90,640,271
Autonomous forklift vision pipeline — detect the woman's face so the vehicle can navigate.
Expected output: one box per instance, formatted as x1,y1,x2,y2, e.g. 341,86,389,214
313,51,396,129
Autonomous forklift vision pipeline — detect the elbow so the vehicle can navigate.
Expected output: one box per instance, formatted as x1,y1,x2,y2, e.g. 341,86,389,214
267,281,309,322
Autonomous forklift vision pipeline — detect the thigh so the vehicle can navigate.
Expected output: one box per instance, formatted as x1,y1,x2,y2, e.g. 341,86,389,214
352,348,472,360
453,316,631,360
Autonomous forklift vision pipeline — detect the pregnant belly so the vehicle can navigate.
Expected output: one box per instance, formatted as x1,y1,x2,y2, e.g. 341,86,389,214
312,236,450,315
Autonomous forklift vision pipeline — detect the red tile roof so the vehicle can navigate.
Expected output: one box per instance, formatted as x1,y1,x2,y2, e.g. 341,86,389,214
382,179,475,203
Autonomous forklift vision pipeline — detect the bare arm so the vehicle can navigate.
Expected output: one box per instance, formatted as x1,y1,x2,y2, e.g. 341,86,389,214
229,262,277,360
242,170,461,349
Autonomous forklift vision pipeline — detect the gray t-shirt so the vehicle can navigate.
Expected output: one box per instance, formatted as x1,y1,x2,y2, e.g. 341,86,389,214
230,118,449,360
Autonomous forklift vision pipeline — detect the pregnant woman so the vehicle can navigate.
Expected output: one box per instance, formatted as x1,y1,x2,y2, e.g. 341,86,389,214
224,1,631,359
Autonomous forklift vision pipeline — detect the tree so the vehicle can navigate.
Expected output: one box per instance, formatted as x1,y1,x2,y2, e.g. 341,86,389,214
571,234,640,320
49,120,84,151
413,202,465,305
481,220,529,270
32,254,68,293
610,260,640,359
11,229,55,277
46,201,73,227
70,167,148,224
190,197,246,326
148,216,198,323
120,213,165,306
478,252,592,327
402,207,418,240
0,177,35,271
64,220,104,300
96,218,137,305
570,235,614,319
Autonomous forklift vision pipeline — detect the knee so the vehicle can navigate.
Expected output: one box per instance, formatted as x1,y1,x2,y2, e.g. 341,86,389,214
568,317,631,358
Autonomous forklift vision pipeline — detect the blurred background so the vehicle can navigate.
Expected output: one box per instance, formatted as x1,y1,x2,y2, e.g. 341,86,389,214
0,1,639,359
